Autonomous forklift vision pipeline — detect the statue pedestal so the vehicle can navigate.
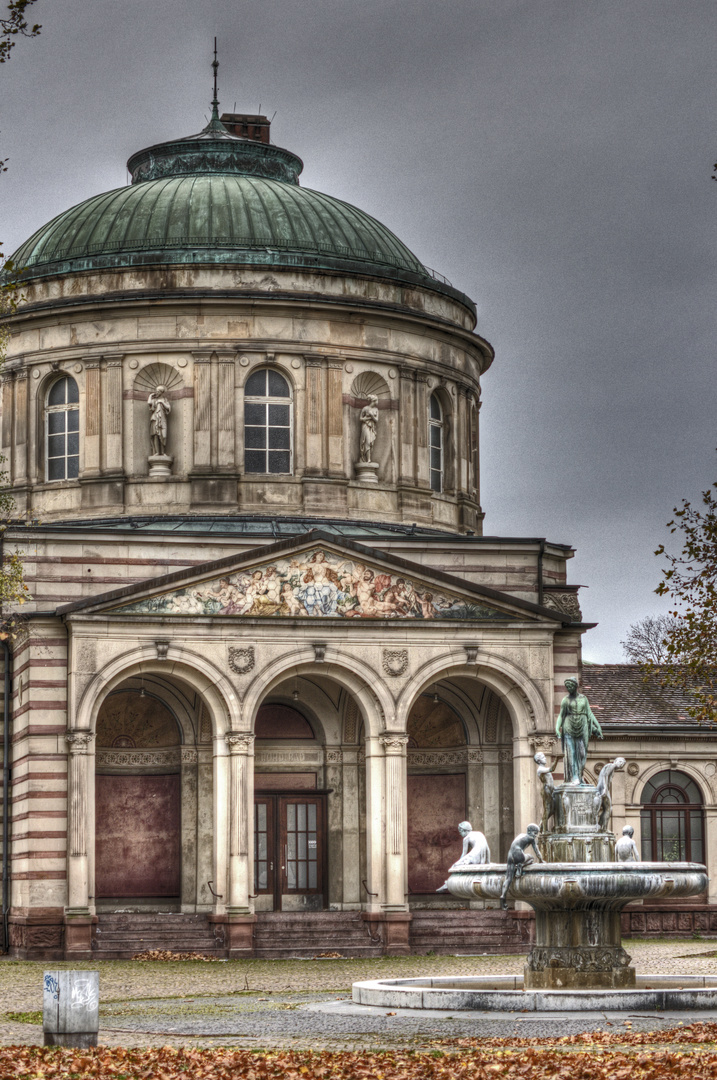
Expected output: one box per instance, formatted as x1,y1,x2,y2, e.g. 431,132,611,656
547,784,615,861
355,460,379,484
148,453,173,478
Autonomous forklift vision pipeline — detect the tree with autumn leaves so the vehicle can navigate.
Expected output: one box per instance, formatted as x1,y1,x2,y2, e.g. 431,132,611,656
646,474,717,724
0,0,40,633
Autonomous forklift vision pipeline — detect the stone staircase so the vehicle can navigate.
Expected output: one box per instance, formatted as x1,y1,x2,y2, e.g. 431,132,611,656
409,909,533,954
253,911,383,958
91,908,534,958
94,913,225,958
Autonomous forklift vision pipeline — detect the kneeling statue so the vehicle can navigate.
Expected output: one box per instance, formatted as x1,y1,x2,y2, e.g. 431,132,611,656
436,821,490,892
500,824,543,909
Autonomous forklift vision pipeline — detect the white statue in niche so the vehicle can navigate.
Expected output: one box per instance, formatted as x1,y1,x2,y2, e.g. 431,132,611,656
436,820,491,891
358,395,379,462
147,384,173,477
148,385,171,455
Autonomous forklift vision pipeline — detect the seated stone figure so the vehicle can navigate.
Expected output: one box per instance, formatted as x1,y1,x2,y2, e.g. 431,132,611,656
500,824,543,909
436,821,490,892
593,757,626,831
615,825,640,862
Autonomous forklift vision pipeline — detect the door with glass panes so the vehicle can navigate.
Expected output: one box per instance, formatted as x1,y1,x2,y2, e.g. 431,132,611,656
254,794,326,910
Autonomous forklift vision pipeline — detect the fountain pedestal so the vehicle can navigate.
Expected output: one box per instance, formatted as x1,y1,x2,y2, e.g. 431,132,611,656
525,883,634,989
545,784,615,863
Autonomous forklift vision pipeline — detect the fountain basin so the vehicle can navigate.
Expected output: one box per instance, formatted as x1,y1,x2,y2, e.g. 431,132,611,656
352,974,717,1012
446,862,708,989
446,862,708,907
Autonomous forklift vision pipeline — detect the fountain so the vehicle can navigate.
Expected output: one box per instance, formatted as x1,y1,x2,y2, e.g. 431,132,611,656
354,678,713,1011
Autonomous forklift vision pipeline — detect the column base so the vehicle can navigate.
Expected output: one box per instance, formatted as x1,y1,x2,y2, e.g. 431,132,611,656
362,912,412,955
210,913,256,957
7,907,65,959
63,914,96,960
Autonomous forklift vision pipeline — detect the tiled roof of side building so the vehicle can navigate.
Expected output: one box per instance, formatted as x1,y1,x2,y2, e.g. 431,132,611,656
581,664,717,730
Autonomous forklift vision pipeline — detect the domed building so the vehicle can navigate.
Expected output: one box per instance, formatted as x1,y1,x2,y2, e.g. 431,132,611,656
3,80,714,959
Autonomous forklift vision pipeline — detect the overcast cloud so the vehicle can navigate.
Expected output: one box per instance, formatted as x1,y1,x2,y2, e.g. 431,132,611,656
2,0,716,661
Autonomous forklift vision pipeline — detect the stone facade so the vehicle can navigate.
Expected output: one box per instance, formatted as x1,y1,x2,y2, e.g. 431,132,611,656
2,106,715,959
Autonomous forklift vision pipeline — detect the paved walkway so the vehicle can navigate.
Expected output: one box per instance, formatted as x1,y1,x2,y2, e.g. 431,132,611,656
2,939,717,1049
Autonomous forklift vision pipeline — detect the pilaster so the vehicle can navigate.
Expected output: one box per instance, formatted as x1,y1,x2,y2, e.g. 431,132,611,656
398,367,415,484
221,732,256,955
326,359,344,477
192,355,212,470
103,357,124,476
12,369,27,486
380,733,409,908
64,730,95,958
83,361,101,477
304,356,325,476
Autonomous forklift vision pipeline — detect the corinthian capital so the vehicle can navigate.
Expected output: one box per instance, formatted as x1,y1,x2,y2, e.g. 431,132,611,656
65,731,95,752
226,732,255,753
379,733,409,754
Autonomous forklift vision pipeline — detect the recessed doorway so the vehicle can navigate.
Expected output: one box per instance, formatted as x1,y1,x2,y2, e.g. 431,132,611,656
254,792,327,911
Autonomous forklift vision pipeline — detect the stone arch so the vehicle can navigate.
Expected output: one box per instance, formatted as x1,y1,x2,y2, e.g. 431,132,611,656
240,646,393,739
73,646,240,737
237,357,298,393
629,760,715,806
395,649,547,737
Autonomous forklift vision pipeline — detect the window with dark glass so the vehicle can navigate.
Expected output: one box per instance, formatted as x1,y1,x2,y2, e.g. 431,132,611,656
640,769,704,863
429,393,443,493
243,368,292,474
45,376,80,481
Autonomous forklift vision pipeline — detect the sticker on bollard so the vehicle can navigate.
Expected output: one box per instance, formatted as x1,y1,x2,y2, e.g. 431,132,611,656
43,970,99,1048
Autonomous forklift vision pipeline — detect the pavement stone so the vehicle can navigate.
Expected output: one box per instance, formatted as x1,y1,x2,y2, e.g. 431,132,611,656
1,939,716,1049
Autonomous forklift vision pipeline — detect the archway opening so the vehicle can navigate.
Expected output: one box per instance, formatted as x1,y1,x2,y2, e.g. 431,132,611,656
406,677,514,902
253,673,364,913
94,674,213,912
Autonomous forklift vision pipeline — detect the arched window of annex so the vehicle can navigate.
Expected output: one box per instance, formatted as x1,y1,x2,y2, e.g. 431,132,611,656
45,375,79,481
429,392,444,493
640,769,704,863
244,368,293,475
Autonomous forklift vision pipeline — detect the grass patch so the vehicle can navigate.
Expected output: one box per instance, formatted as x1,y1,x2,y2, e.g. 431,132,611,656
5,1009,42,1025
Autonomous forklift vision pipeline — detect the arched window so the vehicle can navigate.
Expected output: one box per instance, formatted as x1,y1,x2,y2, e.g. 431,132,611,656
45,376,79,481
640,769,704,863
429,393,443,493
244,368,292,474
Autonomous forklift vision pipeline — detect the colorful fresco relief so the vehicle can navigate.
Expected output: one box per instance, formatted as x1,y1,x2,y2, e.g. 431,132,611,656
115,549,512,620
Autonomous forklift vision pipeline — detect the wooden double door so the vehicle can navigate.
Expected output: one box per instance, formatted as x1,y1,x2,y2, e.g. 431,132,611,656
254,792,327,910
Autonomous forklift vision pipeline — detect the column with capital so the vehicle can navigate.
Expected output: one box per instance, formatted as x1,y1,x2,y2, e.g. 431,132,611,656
223,732,256,955
379,733,412,954
64,731,95,958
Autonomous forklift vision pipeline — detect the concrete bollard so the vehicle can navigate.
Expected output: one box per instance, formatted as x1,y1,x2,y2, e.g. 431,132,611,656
43,970,99,1048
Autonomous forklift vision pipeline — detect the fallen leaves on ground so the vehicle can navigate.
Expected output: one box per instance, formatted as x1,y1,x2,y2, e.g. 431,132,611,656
439,1021,717,1050
4,1026,717,1080
130,951,220,962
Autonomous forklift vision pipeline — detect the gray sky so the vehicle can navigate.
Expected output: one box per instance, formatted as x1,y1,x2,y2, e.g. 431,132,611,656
2,0,716,662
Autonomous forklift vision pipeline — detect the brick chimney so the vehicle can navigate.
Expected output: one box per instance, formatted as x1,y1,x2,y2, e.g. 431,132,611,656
220,113,271,144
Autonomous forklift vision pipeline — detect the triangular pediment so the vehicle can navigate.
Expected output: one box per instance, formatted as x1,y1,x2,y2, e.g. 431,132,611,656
58,531,566,624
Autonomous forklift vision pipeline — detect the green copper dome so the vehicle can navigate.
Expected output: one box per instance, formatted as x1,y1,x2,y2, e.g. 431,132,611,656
10,107,474,312
12,174,428,281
